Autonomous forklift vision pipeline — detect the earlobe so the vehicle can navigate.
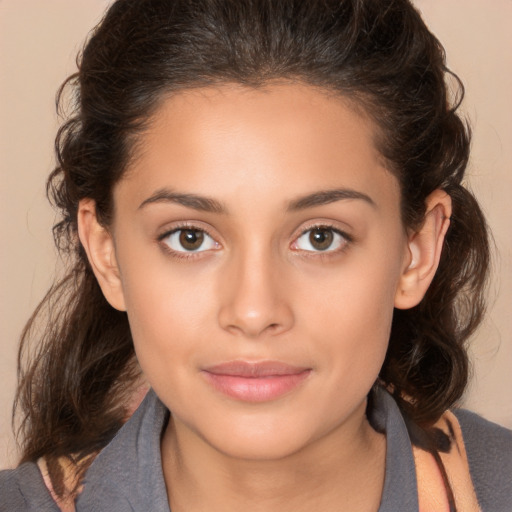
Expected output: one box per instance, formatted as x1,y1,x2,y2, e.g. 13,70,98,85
394,190,452,310
77,199,126,311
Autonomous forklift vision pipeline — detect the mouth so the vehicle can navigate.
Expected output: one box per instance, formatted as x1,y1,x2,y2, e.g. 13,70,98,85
201,361,312,402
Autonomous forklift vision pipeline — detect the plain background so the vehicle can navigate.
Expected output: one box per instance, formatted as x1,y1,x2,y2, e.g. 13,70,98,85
1,0,511,470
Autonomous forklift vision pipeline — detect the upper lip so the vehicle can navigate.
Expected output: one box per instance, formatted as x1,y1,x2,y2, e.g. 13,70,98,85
203,361,311,378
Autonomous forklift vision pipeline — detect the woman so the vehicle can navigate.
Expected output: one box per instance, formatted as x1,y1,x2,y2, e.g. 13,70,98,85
1,0,511,510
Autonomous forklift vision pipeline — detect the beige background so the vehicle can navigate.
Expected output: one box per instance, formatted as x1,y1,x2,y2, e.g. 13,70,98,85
1,0,511,470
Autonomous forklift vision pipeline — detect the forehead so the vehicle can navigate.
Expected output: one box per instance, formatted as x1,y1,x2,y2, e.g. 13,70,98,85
117,83,399,215
141,83,381,162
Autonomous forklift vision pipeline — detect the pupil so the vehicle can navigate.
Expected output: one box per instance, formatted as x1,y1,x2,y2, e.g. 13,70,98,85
179,229,204,250
310,228,333,251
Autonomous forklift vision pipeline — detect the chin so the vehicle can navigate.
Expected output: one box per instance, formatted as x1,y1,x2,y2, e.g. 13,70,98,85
192,410,321,462
213,431,311,462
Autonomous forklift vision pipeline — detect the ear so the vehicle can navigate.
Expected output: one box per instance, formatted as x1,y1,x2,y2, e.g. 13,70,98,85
394,189,452,310
77,198,126,311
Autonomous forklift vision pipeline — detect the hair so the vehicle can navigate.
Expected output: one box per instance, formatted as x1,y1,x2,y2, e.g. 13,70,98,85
15,0,489,504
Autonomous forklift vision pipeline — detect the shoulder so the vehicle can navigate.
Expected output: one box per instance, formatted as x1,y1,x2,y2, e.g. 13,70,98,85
0,462,60,512
454,408,512,511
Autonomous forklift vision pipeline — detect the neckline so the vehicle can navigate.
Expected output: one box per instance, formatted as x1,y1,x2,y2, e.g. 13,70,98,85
78,387,418,511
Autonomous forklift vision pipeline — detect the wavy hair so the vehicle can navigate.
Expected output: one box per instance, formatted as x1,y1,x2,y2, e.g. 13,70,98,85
15,0,489,499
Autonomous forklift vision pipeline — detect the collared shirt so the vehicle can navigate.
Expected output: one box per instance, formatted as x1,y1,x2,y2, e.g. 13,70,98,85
2,387,511,511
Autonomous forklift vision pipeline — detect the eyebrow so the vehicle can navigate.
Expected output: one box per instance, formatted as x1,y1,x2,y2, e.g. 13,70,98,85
138,187,375,214
287,189,376,211
138,189,226,213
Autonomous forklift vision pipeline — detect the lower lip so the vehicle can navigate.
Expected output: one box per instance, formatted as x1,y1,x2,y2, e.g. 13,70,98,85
202,370,311,402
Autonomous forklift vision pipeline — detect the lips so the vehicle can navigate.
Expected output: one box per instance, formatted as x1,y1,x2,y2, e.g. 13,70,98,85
201,361,311,402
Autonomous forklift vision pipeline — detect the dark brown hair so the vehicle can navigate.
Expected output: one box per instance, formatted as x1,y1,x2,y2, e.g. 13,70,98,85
15,0,489,499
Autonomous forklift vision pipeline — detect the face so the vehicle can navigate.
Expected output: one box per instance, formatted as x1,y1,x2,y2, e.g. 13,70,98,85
105,84,411,459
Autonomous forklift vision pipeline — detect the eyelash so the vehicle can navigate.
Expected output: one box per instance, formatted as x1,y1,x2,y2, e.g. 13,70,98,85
157,223,220,260
157,223,353,261
291,224,353,258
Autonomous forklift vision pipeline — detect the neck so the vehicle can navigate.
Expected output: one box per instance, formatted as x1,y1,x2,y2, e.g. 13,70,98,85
161,405,386,512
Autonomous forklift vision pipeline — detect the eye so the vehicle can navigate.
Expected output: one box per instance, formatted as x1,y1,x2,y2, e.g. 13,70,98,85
293,226,348,252
161,228,218,253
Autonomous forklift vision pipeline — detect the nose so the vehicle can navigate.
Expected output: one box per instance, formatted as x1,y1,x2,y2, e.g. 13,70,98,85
217,248,294,339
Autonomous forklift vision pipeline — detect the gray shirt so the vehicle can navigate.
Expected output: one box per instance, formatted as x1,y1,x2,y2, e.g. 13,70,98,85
2,388,511,511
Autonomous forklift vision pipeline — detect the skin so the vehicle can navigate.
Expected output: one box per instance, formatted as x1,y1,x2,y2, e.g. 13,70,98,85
79,83,451,512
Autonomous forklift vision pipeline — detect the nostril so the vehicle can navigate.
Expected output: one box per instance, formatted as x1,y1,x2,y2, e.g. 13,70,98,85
216,278,295,337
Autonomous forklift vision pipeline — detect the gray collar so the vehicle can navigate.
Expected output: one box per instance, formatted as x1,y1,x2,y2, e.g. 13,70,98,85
77,387,418,511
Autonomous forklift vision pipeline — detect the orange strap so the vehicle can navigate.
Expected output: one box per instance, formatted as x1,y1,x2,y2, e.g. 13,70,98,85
37,456,80,512
413,410,481,512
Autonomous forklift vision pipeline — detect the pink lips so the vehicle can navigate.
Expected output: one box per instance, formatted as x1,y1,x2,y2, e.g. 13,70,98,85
201,361,311,402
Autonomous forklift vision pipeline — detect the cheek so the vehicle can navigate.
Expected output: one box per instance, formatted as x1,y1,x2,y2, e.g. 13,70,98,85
303,280,393,378
298,240,406,378
115,249,216,379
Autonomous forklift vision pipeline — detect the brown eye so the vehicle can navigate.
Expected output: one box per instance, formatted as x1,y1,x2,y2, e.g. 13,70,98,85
161,228,218,253
179,229,204,250
309,228,334,251
293,226,348,253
